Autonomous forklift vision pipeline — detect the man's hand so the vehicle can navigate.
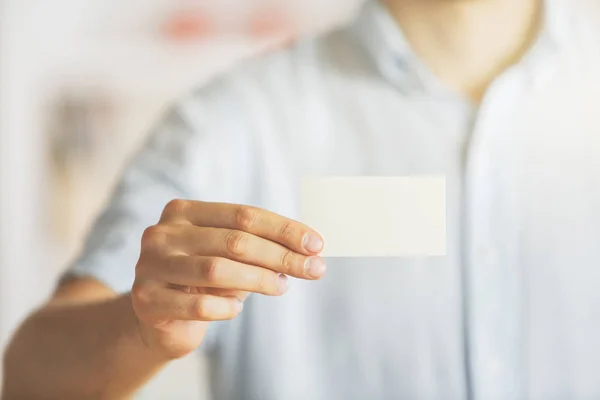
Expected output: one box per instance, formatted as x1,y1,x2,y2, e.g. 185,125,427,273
131,200,326,359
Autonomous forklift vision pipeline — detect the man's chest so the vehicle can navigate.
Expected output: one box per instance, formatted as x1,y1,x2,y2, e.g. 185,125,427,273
231,75,600,398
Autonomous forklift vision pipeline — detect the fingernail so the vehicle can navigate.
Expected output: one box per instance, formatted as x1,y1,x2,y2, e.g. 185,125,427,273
303,233,324,253
305,257,327,279
277,274,290,294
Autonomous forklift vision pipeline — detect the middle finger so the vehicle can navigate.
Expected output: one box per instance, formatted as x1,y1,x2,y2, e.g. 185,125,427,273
178,225,327,280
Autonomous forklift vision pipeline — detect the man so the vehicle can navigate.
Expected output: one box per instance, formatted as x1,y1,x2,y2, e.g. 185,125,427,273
3,0,600,398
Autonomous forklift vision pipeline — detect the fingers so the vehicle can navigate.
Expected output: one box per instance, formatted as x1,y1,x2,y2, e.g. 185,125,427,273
166,285,248,301
205,288,250,302
161,201,324,255
196,287,249,302
133,282,244,323
175,226,327,280
160,255,290,296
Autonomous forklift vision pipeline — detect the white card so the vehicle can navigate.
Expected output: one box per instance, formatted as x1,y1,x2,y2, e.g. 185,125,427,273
300,176,446,257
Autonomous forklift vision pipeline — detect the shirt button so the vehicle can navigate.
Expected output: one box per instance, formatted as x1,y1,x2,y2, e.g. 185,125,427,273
395,58,409,70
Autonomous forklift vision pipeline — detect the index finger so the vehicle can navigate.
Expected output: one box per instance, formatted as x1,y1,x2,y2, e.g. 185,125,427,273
163,200,324,255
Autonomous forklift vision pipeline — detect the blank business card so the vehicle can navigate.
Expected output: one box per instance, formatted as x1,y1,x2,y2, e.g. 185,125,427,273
300,176,446,257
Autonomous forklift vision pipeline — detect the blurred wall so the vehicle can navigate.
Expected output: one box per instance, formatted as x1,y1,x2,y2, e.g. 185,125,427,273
0,0,361,398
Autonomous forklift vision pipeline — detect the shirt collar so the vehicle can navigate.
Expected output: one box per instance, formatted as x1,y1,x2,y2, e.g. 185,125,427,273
519,0,574,89
350,0,429,94
349,0,574,95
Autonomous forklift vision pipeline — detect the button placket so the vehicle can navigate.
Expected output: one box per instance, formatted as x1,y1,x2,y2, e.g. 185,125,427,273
463,75,525,399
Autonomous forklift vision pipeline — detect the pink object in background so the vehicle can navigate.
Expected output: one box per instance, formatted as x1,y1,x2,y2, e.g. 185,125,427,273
246,6,296,40
162,10,216,41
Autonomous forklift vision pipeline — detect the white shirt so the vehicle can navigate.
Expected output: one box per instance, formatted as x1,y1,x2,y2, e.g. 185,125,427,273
69,1,600,398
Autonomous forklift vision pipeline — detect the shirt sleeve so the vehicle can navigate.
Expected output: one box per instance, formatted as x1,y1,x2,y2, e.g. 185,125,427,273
64,79,256,295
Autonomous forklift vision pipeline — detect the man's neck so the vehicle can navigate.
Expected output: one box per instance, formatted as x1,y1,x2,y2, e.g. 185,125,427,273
382,0,543,102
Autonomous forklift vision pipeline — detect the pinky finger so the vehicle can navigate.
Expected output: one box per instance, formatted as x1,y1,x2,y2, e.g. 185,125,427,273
134,285,244,323
202,288,250,303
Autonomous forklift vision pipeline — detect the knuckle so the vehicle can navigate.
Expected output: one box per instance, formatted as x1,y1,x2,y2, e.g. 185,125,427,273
280,250,295,274
201,257,221,283
235,206,258,231
135,257,150,277
141,225,168,250
131,282,153,306
225,230,248,257
164,199,188,218
192,296,210,320
279,222,296,241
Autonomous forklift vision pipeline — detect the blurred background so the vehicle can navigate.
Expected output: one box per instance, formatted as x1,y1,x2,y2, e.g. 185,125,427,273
0,0,362,397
